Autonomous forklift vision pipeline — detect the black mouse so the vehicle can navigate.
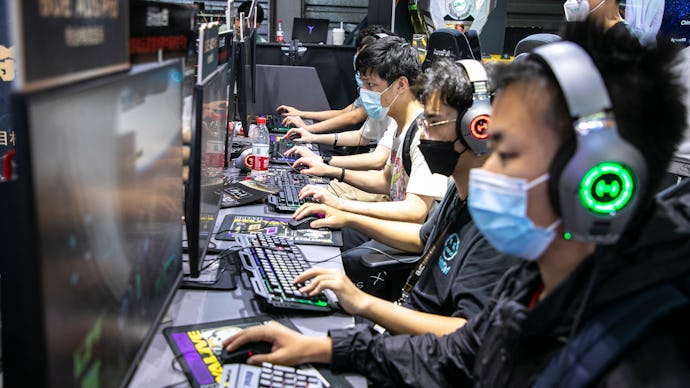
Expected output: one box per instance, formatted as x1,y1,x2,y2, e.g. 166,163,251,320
220,341,273,364
288,216,320,230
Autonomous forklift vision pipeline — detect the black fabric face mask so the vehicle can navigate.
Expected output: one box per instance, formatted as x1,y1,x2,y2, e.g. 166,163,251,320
418,138,467,176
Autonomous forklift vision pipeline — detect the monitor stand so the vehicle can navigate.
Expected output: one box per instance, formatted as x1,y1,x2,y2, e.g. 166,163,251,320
180,249,238,291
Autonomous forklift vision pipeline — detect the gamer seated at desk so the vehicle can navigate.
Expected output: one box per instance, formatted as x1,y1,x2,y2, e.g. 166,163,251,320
222,22,690,386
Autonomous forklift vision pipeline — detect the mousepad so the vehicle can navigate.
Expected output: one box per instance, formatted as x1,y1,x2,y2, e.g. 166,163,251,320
216,214,343,247
163,316,352,388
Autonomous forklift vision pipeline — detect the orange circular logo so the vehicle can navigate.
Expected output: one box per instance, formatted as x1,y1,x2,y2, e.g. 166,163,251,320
470,114,490,139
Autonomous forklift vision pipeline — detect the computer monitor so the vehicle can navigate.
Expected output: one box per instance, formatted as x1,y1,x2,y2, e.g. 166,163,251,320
292,18,330,44
236,28,257,136
186,63,228,278
1,59,185,387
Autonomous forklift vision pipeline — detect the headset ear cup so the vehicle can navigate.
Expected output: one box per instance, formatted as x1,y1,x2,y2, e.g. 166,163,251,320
460,103,491,155
548,137,577,217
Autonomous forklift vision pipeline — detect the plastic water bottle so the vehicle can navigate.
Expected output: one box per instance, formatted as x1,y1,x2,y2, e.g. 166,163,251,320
207,113,225,174
276,19,284,43
251,116,270,182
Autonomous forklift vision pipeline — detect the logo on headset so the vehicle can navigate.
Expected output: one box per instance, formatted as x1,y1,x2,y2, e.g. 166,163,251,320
580,162,635,214
469,114,490,139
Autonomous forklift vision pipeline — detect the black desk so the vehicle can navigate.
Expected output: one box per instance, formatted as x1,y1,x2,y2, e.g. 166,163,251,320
256,43,358,110
129,177,366,387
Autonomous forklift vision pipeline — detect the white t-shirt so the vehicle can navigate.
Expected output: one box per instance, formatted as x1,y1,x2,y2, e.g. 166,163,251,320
387,110,448,202
360,116,397,149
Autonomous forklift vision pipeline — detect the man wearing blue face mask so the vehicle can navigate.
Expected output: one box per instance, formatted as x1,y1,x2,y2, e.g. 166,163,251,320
294,37,448,249
223,22,690,386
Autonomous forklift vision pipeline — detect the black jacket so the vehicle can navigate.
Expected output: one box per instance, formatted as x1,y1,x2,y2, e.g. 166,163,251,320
329,208,690,387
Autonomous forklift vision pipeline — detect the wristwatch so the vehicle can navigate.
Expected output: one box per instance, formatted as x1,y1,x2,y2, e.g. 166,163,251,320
322,155,333,165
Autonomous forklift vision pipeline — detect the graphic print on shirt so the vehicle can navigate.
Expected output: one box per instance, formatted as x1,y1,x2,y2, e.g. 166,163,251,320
439,232,460,275
389,148,409,201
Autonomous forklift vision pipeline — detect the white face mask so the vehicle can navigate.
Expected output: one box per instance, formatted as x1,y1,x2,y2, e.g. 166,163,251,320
563,0,605,22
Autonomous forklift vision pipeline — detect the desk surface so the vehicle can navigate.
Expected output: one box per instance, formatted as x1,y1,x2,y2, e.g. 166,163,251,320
129,199,367,387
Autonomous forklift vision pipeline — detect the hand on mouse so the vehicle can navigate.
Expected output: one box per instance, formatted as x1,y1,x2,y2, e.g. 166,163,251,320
222,322,333,366
292,203,348,230
276,104,302,117
284,127,313,143
294,268,370,316
298,185,340,209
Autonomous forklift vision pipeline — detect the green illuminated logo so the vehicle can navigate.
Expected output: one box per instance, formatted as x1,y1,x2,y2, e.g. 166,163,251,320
580,162,635,214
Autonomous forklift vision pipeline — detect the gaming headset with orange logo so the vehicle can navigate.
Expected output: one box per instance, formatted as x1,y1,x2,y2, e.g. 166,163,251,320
456,59,491,155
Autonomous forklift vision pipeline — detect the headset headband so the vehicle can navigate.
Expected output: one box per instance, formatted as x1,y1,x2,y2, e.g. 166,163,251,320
530,41,611,119
457,59,490,100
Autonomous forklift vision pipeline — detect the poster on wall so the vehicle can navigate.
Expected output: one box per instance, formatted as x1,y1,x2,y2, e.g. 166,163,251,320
9,0,129,92
1,2,15,175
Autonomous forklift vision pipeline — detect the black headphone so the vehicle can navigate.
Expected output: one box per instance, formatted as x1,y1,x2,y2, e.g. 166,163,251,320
456,59,491,155
529,41,647,244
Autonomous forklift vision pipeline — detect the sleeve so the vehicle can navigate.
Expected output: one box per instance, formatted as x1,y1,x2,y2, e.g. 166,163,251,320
405,129,448,200
450,226,516,318
418,204,440,246
329,315,486,387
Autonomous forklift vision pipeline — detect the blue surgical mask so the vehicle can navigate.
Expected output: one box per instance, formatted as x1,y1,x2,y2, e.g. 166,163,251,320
468,168,561,260
359,82,400,120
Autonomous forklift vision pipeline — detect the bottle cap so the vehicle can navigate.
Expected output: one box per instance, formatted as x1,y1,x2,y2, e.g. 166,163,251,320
278,19,283,23
256,116,267,124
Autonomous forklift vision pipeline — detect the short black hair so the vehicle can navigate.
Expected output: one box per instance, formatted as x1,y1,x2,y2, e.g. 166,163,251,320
411,59,474,117
493,20,687,213
238,1,264,25
356,36,421,84
355,25,395,51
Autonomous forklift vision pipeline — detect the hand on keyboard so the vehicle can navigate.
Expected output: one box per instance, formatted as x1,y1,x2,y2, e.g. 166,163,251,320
294,267,365,316
285,127,313,143
284,144,316,159
221,321,333,366
276,104,301,117
299,184,339,208
282,115,306,129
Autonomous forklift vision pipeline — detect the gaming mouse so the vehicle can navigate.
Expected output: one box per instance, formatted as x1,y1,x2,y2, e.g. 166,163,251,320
220,341,273,364
288,216,320,230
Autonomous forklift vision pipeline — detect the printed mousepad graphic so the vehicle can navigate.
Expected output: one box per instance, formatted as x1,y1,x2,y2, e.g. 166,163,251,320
163,316,291,388
216,214,343,246
162,316,353,388
221,182,268,208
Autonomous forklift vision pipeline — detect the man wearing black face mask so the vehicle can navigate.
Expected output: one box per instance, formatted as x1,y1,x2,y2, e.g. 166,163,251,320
289,59,516,336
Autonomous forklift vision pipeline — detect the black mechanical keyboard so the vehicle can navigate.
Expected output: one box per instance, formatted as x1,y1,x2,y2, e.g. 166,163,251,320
266,167,329,212
237,233,338,312
262,114,291,134
220,362,324,388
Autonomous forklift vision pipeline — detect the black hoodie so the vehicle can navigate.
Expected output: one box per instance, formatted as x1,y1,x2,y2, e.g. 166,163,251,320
329,207,690,387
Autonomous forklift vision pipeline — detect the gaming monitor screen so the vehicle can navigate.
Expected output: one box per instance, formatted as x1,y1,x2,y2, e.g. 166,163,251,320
21,60,184,386
187,63,228,278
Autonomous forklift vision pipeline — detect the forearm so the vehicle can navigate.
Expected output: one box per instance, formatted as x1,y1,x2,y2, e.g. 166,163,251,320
300,109,344,122
335,169,390,195
330,153,388,172
305,108,367,134
360,297,467,336
343,213,424,253
338,195,431,223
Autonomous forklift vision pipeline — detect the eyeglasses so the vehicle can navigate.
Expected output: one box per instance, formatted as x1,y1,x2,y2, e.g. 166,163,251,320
416,116,457,134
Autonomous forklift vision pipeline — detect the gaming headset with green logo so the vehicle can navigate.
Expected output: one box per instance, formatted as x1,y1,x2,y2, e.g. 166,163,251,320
456,59,491,155
529,41,647,244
